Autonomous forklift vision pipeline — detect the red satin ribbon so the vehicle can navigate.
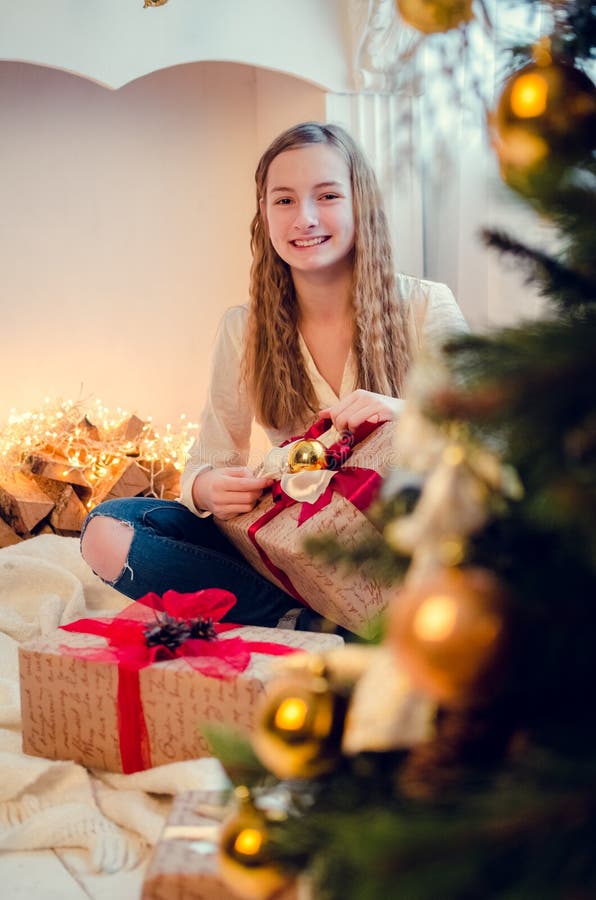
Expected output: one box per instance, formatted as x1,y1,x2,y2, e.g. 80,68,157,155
247,419,383,605
248,492,304,602
282,416,336,446
296,467,381,526
60,589,296,773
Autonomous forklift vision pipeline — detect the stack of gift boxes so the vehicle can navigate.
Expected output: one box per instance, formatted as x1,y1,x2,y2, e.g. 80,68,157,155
17,417,395,893
19,616,341,896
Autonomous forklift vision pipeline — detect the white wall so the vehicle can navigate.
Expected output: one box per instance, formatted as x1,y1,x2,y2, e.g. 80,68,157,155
0,60,326,429
0,0,353,92
423,127,547,331
0,42,548,432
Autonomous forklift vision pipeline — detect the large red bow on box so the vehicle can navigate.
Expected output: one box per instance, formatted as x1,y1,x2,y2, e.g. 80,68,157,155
248,418,383,604
61,589,296,773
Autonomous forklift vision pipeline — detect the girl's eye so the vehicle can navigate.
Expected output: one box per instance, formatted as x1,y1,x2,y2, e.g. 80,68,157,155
320,193,340,201
274,197,292,205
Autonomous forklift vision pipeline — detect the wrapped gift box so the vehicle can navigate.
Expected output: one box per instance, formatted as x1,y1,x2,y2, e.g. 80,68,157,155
19,625,343,773
141,789,301,900
219,422,396,637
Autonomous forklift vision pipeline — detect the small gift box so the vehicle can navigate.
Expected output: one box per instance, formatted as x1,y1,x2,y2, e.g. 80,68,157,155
218,419,397,637
141,790,301,900
19,589,343,773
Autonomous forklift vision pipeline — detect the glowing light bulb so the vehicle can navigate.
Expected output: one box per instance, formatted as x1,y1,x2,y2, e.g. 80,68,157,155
510,72,548,118
443,444,465,466
413,594,458,643
273,696,309,732
233,828,263,857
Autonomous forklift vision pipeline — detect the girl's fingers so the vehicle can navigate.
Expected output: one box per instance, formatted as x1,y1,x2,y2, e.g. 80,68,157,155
215,494,265,511
223,473,272,490
334,403,390,431
214,498,265,517
215,507,257,520
321,391,398,431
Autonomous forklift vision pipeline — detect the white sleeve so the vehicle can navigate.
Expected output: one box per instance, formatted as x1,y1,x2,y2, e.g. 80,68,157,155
398,273,468,357
420,280,468,352
179,306,254,515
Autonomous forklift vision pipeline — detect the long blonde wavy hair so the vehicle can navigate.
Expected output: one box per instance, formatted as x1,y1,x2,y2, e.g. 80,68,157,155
242,121,410,431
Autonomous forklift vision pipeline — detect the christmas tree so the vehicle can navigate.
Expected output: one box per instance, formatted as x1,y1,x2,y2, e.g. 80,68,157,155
210,2,596,898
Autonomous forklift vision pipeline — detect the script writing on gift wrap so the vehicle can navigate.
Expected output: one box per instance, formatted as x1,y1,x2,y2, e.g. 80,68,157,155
19,628,342,773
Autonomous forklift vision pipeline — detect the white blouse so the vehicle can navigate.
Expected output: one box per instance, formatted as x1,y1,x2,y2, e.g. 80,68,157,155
179,273,467,515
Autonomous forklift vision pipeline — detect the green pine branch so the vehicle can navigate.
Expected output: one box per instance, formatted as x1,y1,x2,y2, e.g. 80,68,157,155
481,227,596,310
554,0,596,60
268,750,596,900
303,531,409,589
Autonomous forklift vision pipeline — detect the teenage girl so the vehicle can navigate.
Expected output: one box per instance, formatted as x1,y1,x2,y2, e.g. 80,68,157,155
80,121,466,629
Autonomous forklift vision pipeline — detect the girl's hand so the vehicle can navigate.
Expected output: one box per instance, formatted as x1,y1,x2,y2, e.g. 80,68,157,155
320,390,403,432
192,467,272,520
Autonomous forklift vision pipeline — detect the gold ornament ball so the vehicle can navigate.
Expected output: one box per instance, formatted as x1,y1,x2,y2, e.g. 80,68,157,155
218,789,290,900
287,439,328,473
389,566,508,706
396,0,473,34
252,673,347,779
492,60,596,185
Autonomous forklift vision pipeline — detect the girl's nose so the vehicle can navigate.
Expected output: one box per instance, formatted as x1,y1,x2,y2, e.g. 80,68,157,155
293,199,318,229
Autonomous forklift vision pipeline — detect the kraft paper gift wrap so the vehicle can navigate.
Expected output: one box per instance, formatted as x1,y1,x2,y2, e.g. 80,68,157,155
218,420,397,638
141,789,301,900
19,622,343,773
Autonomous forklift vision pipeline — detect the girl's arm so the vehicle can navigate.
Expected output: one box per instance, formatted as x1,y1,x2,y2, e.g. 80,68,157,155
321,277,467,432
403,274,468,356
179,306,269,518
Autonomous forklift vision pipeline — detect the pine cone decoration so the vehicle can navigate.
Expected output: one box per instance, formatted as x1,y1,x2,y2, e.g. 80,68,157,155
144,614,191,650
143,613,218,650
188,616,218,641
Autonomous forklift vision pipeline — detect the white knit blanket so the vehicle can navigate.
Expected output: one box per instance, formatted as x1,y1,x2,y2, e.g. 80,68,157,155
0,535,230,894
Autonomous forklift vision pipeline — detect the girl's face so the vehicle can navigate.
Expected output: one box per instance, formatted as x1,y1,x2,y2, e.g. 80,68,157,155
262,143,355,278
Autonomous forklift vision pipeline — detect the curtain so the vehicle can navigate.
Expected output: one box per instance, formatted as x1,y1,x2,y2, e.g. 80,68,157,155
419,0,550,329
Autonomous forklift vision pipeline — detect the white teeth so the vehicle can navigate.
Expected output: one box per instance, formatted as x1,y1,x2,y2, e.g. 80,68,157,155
292,237,327,248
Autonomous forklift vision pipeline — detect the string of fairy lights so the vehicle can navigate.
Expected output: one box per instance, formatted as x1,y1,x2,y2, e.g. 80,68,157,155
0,398,198,510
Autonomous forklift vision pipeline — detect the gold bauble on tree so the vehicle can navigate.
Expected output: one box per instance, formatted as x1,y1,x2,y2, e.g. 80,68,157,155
491,58,596,188
287,439,328,473
389,566,508,706
396,0,474,35
252,666,347,780
218,786,291,900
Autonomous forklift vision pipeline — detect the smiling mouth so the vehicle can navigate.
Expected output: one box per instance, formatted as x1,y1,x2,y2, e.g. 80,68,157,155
291,236,331,248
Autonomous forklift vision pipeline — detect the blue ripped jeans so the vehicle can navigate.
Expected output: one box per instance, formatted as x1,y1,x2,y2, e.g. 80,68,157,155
81,496,309,629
